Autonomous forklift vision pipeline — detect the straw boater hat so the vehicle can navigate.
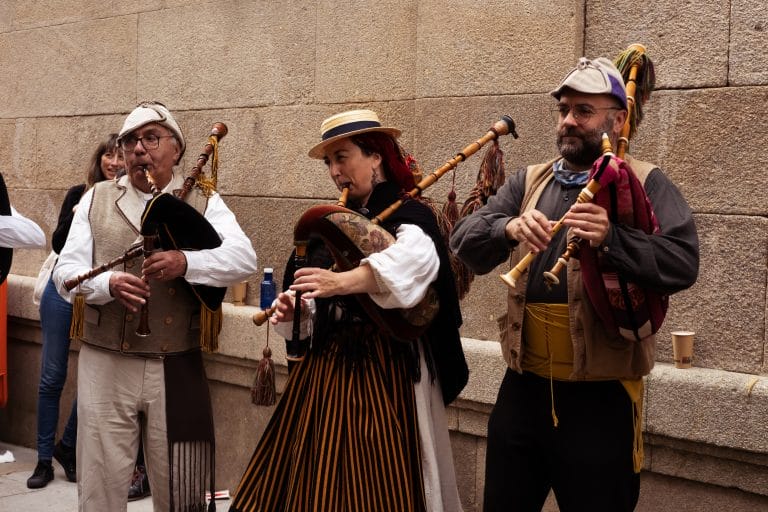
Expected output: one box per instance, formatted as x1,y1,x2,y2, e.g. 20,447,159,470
550,57,628,109
309,109,401,159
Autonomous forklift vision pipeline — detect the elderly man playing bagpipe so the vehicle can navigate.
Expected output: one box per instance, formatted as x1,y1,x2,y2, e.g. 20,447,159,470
450,55,699,511
54,101,257,512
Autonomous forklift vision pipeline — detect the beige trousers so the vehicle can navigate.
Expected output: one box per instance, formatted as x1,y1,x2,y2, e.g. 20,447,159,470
77,344,171,512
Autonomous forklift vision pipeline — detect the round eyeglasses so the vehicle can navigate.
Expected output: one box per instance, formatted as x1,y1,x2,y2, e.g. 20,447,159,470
552,104,622,123
119,134,175,152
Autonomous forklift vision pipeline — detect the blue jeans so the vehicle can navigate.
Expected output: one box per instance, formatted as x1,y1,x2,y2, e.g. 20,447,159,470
36,276,77,460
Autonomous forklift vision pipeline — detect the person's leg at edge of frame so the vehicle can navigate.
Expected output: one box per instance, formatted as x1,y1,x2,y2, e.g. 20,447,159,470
549,379,640,512
483,369,552,512
141,357,172,512
29,278,75,488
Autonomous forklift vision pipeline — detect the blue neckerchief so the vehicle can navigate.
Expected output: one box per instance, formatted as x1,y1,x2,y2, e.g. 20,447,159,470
552,159,589,188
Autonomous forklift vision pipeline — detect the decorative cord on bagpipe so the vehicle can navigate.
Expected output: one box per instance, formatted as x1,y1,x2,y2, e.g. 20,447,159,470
66,123,229,351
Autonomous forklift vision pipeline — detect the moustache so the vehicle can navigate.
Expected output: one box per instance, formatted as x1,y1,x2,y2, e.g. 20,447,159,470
558,127,583,139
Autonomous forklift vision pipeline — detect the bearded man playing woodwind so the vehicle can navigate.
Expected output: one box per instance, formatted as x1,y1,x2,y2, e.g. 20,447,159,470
53,101,257,512
450,57,699,511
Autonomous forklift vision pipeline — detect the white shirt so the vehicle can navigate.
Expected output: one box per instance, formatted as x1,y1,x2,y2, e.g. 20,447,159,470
275,223,439,339
0,206,45,248
53,174,258,304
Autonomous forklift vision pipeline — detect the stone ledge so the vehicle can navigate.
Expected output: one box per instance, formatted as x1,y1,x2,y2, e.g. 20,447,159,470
7,275,767,461
645,364,768,454
646,434,768,496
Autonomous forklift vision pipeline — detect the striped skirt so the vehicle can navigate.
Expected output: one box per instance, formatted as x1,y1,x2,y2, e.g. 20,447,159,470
230,328,426,512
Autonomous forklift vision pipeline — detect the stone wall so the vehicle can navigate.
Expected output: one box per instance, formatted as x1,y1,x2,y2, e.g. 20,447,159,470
0,1,766,510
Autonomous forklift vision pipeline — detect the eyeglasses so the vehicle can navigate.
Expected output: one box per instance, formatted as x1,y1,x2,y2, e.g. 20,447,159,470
119,134,175,152
552,104,622,123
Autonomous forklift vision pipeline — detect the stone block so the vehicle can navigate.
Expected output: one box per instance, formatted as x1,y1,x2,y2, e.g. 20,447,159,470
0,3,11,32
315,0,416,103
413,95,557,202
638,471,768,512
137,1,314,110
0,17,136,117
0,121,16,188
176,106,328,199
460,338,506,405
645,364,768,453
209,380,275,491
456,407,490,438
629,88,766,216
476,437,486,512
656,215,765,374
586,0,729,88
5,0,109,30
416,0,583,98
9,116,125,191
729,0,768,85
646,436,768,497
450,432,479,512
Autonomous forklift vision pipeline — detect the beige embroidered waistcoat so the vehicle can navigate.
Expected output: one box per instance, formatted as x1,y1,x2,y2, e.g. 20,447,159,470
82,175,210,356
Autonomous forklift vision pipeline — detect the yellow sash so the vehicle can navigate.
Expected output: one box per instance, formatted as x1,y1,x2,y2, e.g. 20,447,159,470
522,303,644,472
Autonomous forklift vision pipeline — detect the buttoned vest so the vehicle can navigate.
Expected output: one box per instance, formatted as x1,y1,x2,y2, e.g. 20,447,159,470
81,174,210,356
500,154,659,379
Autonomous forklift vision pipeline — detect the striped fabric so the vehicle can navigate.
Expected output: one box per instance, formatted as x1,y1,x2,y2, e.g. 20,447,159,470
230,327,426,512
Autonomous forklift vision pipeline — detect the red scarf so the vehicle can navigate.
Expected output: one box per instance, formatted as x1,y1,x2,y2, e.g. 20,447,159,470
579,155,668,341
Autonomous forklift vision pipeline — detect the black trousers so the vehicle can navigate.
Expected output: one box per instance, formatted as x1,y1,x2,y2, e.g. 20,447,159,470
484,369,639,512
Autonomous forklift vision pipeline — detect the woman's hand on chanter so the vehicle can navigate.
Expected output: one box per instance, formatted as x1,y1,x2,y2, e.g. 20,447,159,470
290,264,379,299
270,292,296,325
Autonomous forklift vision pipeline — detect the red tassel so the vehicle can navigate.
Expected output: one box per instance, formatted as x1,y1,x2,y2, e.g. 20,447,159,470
442,189,459,230
461,140,506,217
251,320,276,406
251,346,276,406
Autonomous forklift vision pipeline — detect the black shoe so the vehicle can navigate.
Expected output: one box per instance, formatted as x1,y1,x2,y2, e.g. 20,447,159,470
26,460,54,489
53,440,77,482
128,464,151,501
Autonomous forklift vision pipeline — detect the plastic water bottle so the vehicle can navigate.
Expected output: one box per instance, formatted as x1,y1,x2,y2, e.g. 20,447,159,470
260,267,276,310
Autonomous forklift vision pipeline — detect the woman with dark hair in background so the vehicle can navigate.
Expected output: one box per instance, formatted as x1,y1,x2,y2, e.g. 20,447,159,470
27,133,123,489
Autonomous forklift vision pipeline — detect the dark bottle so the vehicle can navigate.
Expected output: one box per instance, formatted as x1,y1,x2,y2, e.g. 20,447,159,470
260,267,276,310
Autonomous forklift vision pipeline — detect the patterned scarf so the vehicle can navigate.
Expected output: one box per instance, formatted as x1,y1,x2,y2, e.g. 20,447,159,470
552,159,589,188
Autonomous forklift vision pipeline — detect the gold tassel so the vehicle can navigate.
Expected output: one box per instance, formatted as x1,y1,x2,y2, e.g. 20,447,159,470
199,304,222,353
194,135,219,197
620,378,645,473
69,292,85,341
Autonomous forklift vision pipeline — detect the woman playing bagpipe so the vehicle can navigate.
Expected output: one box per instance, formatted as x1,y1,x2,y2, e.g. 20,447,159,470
230,110,468,512
449,51,699,511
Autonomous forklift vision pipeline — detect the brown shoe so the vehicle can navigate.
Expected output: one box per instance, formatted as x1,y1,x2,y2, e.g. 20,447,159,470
127,464,151,501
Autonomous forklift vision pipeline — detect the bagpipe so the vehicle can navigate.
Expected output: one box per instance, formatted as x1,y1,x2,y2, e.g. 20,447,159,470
255,116,518,349
65,122,229,351
499,44,666,341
